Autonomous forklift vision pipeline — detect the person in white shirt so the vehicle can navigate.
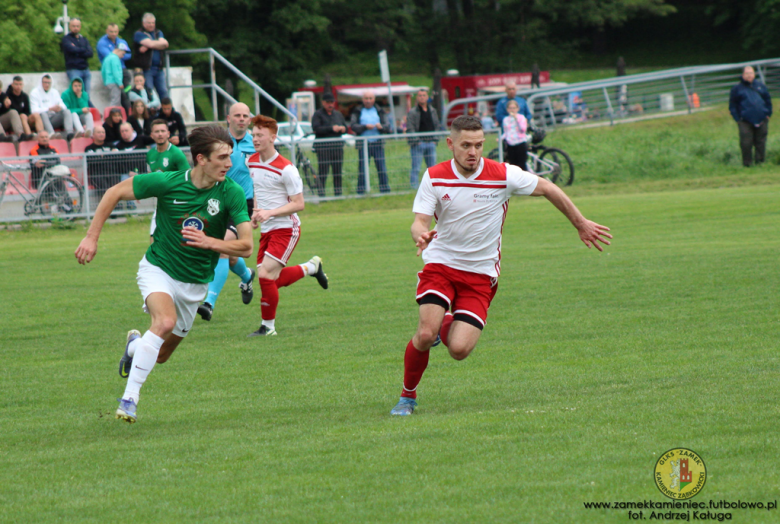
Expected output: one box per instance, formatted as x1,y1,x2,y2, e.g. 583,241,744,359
390,115,612,416
246,114,329,337
29,74,74,139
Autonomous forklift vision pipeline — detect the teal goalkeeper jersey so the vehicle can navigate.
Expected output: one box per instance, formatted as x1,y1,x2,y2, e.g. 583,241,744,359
133,170,250,284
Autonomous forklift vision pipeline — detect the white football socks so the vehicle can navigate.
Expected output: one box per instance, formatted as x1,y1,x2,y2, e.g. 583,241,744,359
261,319,275,330
123,330,165,404
127,337,142,358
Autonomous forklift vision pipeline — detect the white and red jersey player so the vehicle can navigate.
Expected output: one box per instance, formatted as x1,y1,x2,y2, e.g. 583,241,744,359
390,115,612,417
245,115,328,338
413,157,538,279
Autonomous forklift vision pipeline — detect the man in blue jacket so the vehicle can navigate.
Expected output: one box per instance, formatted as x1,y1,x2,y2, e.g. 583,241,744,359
730,66,772,167
494,81,532,132
61,18,94,94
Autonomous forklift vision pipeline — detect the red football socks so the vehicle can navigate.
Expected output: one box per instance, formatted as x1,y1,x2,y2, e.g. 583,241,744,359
401,340,429,399
440,312,454,347
276,266,305,288
259,278,279,320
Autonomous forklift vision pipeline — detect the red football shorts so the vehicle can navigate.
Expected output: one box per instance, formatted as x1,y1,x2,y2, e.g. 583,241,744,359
416,263,498,328
257,227,300,266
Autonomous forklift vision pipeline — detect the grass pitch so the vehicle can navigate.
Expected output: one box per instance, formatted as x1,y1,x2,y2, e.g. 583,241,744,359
1,184,779,522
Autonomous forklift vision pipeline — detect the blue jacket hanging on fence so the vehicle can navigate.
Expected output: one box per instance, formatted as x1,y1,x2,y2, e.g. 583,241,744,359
729,79,772,125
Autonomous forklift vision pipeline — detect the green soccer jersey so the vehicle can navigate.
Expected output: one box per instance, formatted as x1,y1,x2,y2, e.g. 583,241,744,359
146,143,190,173
133,170,250,284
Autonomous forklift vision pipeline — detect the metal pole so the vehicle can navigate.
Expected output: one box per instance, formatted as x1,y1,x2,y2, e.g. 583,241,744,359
210,51,218,122
498,131,504,163
602,86,614,125
545,96,556,130
63,5,69,35
82,154,91,222
680,77,691,113
165,53,171,99
254,90,260,116
362,138,371,193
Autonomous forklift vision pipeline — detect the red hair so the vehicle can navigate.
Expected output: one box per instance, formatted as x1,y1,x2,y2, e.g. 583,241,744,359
251,115,278,135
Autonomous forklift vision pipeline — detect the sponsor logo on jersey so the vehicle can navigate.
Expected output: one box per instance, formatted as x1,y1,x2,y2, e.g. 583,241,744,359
207,199,221,216
442,193,451,202
182,216,205,230
654,448,707,499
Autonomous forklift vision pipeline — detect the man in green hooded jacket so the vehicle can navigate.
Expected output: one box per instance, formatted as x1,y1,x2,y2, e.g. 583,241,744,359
62,78,94,138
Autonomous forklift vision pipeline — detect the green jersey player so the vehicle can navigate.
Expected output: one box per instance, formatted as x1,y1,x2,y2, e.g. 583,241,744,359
146,119,191,238
75,125,253,424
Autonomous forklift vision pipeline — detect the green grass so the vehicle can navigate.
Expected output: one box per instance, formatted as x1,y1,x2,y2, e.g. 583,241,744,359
1,182,780,522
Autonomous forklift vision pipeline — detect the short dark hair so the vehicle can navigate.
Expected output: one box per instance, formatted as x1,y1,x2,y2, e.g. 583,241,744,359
12,76,22,82
451,115,483,134
188,125,232,161
160,98,172,106
43,74,51,80
151,119,168,130
72,78,83,85
133,73,145,80
251,114,278,135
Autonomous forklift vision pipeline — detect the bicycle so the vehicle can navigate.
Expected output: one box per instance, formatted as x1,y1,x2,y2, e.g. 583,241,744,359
0,161,85,218
293,150,318,194
488,130,574,186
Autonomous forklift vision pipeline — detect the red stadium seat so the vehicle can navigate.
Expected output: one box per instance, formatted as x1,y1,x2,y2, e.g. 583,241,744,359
89,107,102,126
0,142,17,158
48,139,70,155
103,106,126,121
18,140,37,157
70,137,94,153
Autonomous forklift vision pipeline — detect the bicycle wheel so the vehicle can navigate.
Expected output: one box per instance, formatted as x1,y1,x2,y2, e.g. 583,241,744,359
539,147,574,186
487,148,500,161
297,153,317,193
37,177,84,218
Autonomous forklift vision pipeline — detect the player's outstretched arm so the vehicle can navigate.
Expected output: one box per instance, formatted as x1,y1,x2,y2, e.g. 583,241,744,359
181,221,253,258
531,178,612,251
252,193,304,225
74,178,137,265
411,213,434,256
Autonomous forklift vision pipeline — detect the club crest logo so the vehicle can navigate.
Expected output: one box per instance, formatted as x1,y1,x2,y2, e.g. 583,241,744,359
207,199,220,216
163,157,169,167
654,448,707,499
182,216,205,230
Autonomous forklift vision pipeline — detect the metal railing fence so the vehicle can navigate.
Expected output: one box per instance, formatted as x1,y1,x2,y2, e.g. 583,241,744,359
442,58,780,130
0,131,504,223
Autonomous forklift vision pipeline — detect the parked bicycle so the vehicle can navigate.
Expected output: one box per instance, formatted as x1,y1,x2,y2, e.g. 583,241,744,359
0,161,84,218
488,130,574,186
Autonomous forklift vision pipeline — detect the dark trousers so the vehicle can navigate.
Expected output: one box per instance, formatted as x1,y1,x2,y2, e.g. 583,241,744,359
357,140,389,194
505,142,529,170
738,119,769,166
315,145,344,197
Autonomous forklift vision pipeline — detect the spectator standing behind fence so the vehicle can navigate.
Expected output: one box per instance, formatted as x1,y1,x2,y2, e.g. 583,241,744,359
350,90,391,194
61,18,94,95
133,13,169,100
6,77,42,138
158,98,188,146
502,100,529,169
0,81,25,142
85,125,118,194
406,87,442,189
729,66,772,167
102,44,129,107
494,81,532,132
30,74,74,140
61,78,94,138
312,92,347,197
128,74,161,114
29,131,60,188
97,24,132,85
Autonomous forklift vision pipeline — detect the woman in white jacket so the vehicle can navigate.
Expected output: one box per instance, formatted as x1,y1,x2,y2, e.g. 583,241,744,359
29,74,74,139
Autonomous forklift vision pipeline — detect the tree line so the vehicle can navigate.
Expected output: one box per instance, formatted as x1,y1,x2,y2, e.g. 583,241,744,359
1,1,772,103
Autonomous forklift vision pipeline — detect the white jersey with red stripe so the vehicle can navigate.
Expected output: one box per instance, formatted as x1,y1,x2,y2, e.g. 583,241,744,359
412,157,539,278
247,151,304,233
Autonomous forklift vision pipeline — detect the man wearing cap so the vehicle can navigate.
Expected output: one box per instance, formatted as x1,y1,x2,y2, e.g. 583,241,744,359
311,93,347,197
102,44,129,107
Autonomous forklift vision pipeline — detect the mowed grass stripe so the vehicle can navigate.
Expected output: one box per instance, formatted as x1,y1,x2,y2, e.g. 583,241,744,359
1,185,778,523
